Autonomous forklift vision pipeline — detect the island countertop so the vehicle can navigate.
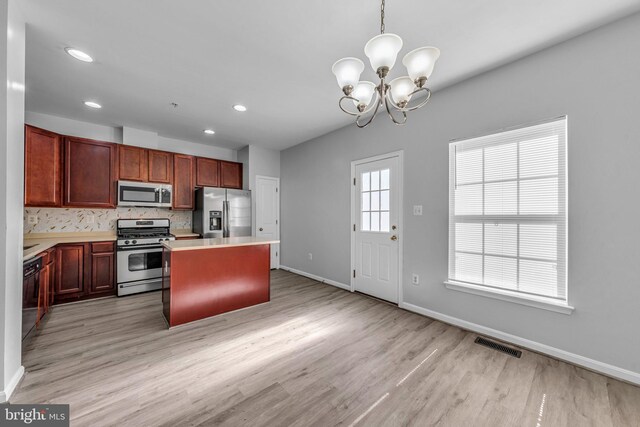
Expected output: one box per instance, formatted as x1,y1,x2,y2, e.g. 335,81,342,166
162,236,279,251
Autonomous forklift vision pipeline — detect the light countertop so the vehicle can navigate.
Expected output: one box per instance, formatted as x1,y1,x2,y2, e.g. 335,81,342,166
162,236,279,251
23,229,201,261
172,229,201,238
23,232,117,261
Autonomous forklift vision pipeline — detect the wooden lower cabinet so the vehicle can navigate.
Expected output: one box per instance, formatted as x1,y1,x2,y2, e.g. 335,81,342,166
91,252,115,293
55,244,86,299
54,241,116,304
47,249,56,308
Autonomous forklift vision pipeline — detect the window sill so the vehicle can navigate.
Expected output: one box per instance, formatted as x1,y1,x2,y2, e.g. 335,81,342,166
444,281,574,315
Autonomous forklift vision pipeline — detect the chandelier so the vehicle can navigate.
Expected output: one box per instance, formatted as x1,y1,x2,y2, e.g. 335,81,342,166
332,0,440,128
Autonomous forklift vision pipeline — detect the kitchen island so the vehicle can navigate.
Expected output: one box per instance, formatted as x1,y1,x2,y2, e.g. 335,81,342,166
161,236,279,327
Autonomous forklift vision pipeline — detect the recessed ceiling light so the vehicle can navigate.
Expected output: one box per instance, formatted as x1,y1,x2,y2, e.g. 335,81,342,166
65,47,93,63
232,104,247,112
84,101,102,109
203,129,215,135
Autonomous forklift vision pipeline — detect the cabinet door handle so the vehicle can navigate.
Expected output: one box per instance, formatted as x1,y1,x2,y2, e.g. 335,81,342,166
259,227,264,231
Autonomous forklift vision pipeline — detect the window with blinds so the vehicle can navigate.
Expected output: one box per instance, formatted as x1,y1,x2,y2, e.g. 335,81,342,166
448,117,567,303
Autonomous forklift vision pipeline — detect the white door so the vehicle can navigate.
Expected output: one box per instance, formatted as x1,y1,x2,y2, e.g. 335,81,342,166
256,176,280,269
353,155,401,303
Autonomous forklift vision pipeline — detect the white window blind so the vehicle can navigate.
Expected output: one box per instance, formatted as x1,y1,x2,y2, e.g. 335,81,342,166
448,117,567,302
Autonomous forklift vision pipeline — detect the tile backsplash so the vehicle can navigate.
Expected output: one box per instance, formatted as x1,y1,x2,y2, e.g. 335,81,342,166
24,207,192,234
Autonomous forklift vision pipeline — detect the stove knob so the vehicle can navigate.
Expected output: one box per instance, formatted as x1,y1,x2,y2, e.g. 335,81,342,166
124,240,130,245
132,240,137,244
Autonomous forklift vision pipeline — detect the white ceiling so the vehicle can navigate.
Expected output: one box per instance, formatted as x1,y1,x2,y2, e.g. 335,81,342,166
21,0,640,151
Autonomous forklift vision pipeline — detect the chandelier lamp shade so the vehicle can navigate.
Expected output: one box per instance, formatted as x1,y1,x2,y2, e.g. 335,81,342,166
332,0,440,128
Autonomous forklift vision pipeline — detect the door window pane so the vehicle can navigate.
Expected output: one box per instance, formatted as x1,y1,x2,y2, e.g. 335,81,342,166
371,191,380,211
380,212,390,232
380,190,389,211
371,212,380,231
361,192,370,211
360,168,392,233
380,169,390,190
371,171,380,191
362,172,370,191
362,212,370,231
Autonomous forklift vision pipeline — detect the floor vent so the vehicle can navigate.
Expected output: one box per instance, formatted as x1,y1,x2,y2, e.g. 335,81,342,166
474,337,522,358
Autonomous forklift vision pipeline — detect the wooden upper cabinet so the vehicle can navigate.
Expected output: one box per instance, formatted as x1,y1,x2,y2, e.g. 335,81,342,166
195,157,220,187
118,145,148,182
64,136,117,208
220,161,243,189
173,154,194,210
24,125,63,207
148,150,173,184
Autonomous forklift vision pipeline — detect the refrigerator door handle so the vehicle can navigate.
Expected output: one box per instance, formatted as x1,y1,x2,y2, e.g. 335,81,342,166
223,200,230,237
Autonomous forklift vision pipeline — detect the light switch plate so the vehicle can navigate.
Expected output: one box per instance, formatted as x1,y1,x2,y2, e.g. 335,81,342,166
413,205,423,216
27,214,38,225
86,215,95,223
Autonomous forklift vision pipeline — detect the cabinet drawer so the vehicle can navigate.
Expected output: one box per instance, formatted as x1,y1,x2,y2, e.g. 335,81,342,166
37,250,49,264
91,242,115,253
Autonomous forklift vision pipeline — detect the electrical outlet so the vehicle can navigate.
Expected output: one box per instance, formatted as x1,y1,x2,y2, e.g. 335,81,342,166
27,214,38,225
412,274,420,285
413,205,423,216
86,215,95,224
308,253,313,261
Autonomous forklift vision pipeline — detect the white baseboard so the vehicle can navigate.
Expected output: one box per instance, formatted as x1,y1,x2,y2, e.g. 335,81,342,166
400,302,640,386
0,365,25,403
279,265,351,291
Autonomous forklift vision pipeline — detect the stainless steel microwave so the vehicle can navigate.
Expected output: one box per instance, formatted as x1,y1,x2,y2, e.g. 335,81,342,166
117,181,172,208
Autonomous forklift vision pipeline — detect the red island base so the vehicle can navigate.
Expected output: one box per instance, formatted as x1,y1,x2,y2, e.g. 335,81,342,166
162,244,271,327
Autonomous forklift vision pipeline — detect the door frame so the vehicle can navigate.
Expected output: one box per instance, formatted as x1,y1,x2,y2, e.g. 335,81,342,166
255,175,280,269
350,150,404,304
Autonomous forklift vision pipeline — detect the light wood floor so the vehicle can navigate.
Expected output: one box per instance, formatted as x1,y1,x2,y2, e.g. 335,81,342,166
12,270,640,426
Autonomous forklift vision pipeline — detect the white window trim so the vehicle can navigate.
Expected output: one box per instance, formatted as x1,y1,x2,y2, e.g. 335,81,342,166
444,280,574,315
447,116,570,310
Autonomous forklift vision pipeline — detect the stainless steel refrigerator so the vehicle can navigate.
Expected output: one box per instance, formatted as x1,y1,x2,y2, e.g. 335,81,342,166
193,188,252,238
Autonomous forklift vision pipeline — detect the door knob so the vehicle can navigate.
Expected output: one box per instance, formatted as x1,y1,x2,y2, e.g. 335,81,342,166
392,225,397,230
390,235,398,241
259,227,263,231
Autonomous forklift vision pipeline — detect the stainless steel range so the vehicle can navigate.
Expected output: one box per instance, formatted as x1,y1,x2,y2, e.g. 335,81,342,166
116,218,175,296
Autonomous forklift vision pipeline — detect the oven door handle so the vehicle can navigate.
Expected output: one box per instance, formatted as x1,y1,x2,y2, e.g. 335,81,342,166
117,245,164,252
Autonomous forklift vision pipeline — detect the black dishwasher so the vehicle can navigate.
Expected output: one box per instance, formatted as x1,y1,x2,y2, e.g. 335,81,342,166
22,256,43,340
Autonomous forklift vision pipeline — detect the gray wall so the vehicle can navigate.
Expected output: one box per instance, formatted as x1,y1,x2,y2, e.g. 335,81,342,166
0,0,25,401
239,145,281,233
280,13,640,375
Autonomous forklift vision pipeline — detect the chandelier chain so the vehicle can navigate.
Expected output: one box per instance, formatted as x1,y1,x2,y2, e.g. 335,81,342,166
380,0,385,34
